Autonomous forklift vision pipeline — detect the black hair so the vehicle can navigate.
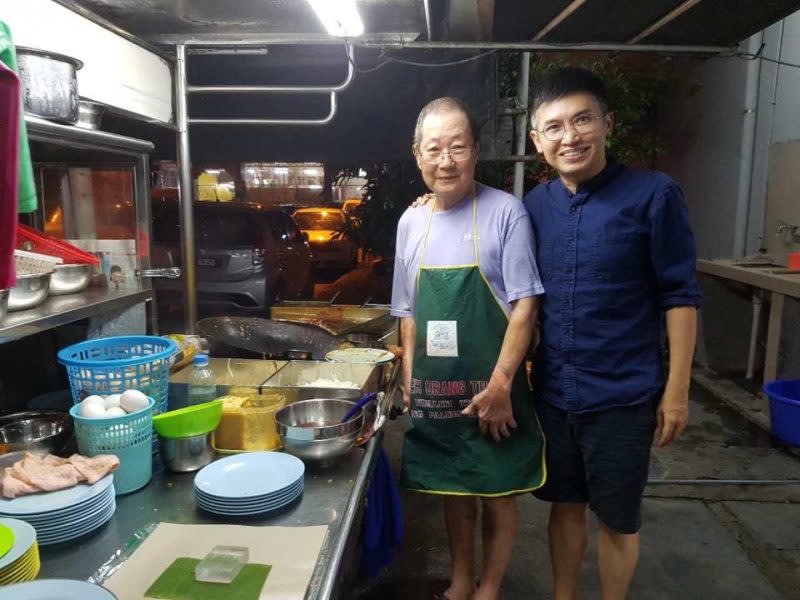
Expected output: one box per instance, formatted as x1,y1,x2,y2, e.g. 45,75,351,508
109,265,122,274
530,67,610,126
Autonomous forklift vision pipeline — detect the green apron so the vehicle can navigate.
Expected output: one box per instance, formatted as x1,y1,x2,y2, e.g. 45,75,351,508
401,196,546,497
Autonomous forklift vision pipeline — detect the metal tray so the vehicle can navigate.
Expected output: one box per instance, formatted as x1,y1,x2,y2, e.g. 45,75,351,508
260,360,380,403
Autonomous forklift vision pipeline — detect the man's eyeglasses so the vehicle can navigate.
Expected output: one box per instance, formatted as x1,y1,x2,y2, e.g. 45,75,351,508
417,144,475,165
537,113,606,142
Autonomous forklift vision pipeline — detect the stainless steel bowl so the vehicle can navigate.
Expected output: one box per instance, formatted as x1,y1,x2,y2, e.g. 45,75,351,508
50,263,93,296
0,289,8,321
8,272,52,311
159,433,214,472
0,412,73,455
275,398,364,465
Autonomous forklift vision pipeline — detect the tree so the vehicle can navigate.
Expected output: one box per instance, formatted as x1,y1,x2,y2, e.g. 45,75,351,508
335,52,681,258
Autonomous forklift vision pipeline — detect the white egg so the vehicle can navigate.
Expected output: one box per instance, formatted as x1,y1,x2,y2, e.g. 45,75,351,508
120,389,149,413
104,406,127,418
103,394,122,410
83,395,105,407
79,400,107,419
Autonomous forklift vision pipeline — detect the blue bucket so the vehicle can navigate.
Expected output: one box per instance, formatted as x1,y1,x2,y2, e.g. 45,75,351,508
763,379,800,446
70,397,154,494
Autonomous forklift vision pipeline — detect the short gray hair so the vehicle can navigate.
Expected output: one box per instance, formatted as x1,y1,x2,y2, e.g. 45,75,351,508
413,97,478,146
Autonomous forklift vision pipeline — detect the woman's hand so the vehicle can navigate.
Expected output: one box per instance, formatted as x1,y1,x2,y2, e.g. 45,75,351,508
411,193,435,208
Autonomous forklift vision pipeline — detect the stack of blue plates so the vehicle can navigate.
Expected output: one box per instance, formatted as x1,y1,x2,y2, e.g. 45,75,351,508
0,476,116,546
194,452,304,516
0,579,118,599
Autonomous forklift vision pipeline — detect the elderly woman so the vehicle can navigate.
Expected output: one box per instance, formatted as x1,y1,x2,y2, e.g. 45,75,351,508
390,97,546,600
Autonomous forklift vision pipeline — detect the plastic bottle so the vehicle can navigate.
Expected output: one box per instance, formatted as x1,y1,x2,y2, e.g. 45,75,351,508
187,354,217,405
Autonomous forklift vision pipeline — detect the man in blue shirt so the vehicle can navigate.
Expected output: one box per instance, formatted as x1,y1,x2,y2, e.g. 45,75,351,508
522,68,701,600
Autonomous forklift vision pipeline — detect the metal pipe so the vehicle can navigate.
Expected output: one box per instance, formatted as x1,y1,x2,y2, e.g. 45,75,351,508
422,0,434,41
759,20,787,251
175,44,198,333
188,46,355,94
627,0,702,44
534,0,587,41
733,32,764,258
746,290,764,379
355,40,735,54
513,52,531,199
189,91,338,125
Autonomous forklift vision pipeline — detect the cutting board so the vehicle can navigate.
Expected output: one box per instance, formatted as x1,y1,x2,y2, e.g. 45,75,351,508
104,523,327,600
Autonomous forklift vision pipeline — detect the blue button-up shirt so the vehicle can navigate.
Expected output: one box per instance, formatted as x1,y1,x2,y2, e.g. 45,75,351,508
523,161,702,414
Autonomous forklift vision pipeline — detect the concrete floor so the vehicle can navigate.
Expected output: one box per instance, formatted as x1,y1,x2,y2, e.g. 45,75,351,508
353,385,800,600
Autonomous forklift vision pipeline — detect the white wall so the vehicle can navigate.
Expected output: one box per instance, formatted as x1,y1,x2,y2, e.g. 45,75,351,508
1,0,172,123
659,9,800,261
657,51,750,259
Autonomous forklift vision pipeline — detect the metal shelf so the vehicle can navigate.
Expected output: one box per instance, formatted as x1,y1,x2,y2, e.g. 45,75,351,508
25,115,155,156
0,288,153,344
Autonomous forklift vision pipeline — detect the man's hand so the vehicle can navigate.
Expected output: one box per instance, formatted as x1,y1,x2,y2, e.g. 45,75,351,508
411,193,435,208
462,368,517,442
656,386,689,447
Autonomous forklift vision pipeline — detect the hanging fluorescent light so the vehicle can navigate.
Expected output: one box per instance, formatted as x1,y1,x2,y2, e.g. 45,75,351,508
306,0,364,37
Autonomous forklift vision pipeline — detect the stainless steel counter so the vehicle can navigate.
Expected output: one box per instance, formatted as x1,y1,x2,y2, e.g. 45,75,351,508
0,288,153,344
37,433,384,600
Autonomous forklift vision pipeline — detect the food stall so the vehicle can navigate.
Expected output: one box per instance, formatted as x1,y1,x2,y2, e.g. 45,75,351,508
2,1,800,599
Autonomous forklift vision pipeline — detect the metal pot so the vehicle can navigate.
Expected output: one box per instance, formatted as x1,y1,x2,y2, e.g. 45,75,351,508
8,272,52,311
275,398,363,465
50,263,93,296
0,411,73,455
159,433,214,472
0,289,8,322
76,100,104,129
16,47,83,124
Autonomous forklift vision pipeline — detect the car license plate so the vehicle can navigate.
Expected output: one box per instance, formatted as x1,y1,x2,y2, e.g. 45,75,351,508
197,257,217,267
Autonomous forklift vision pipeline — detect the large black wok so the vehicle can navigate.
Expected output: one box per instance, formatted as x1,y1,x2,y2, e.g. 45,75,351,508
196,317,348,360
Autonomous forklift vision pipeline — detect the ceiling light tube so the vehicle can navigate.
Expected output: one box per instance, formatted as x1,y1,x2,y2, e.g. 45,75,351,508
306,0,365,37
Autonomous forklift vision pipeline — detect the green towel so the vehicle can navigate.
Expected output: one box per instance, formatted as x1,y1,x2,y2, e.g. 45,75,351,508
0,20,38,214
145,557,272,600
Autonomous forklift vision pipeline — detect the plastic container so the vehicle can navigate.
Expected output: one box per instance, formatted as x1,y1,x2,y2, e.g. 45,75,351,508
69,397,154,494
763,380,800,445
195,546,248,583
188,354,216,406
57,336,179,416
152,399,223,439
212,394,286,453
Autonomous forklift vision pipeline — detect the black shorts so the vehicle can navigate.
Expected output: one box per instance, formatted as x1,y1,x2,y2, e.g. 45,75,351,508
533,399,657,534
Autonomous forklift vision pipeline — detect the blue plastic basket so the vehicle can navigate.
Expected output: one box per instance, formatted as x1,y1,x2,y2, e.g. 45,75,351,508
763,379,800,446
70,397,154,494
57,335,178,416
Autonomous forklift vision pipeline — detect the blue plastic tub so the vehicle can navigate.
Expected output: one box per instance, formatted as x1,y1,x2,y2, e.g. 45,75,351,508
70,397,154,494
763,379,800,446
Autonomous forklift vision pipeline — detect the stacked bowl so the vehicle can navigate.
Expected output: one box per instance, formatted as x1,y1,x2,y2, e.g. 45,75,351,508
0,475,115,546
193,452,304,516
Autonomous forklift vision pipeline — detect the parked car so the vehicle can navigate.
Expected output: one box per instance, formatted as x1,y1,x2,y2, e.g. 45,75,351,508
151,200,314,314
292,207,357,271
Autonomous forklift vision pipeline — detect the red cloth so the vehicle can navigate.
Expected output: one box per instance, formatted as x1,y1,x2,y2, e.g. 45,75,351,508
0,61,19,289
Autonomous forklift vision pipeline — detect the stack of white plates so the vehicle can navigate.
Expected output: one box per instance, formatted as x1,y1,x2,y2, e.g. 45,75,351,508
194,452,304,516
0,476,116,546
